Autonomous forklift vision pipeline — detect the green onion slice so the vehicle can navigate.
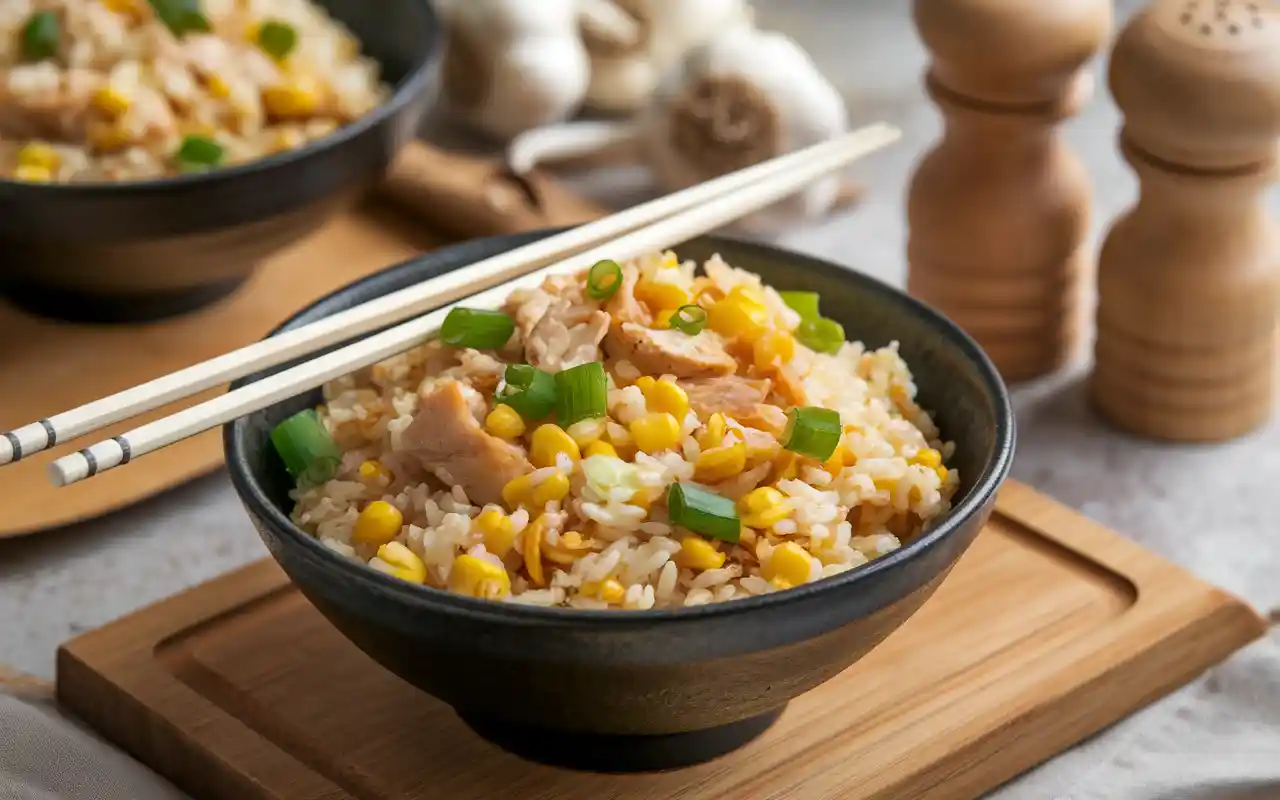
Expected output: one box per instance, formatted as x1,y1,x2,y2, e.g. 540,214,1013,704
20,12,60,62
440,308,515,350
270,409,341,486
668,304,707,335
586,259,622,300
779,291,821,321
667,483,741,543
496,364,557,421
554,361,607,427
175,134,224,170
782,406,842,461
256,20,298,60
147,0,211,36
795,317,845,355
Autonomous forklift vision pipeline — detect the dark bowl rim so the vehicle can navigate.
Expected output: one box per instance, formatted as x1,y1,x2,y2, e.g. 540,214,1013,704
0,0,442,194
225,232,1016,627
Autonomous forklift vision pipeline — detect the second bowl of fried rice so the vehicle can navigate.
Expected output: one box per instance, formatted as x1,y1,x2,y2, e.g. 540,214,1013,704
226,231,1015,772
0,0,440,323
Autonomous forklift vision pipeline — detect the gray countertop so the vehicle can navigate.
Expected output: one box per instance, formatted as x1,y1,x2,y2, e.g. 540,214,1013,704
2,1,1278,798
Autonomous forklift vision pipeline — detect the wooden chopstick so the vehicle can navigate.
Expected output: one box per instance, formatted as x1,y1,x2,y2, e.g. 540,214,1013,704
1,124,896,470
46,122,902,488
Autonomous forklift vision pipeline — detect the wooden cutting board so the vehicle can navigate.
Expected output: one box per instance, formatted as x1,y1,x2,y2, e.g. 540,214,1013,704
0,142,606,539
55,481,1267,800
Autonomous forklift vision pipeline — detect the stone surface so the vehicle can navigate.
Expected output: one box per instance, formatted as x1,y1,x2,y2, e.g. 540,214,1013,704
2,1,1277,798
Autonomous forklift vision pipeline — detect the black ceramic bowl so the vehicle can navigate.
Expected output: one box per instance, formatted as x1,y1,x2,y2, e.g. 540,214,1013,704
0,0,440,324
226,232,1015,773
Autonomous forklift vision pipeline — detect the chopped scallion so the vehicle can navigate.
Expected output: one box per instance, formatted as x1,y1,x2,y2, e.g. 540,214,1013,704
270,409,341,486
795,317,845,354
779,291,821,321
668,304,707,335
175,134,223,171
554,361,607,427
782,406,842,460
440,307,515,350
667,483,741,543
496,364,557,421
20,12,60,62
257,20,298,60
586,259,622,300
147,0,210,36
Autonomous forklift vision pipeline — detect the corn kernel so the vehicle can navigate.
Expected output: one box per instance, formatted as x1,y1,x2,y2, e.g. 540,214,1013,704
912,448,943,469
357,459,392,485
272,127,306,152
502,470,571,509
935,466,949,482
707,287,771,341
530,471,571,506
87,121,130,152
644,378,689,420
523,515,547,586
675,537,726,571
262,76,321,118
485,404,526,440
771,451,801,481
739,487,790,529
581,578,626,603
530,424,581,468
474,507,516,556
660,252,679,269
376,541,426,584
762,542,813,586
449,554,511,599
769,576,794,591
752,330,796,370
544,530,591,565
822,443,854,474
654,309,676,328
634,376,656,394
584,440,618,459
695,442,747,483
17,142,59,171
102,0,137,14
698,413,728,450
353,500,403,545
629,412,682,454
13,164,51,182
203,75,231,99
635,279,691,312
91,86,131,117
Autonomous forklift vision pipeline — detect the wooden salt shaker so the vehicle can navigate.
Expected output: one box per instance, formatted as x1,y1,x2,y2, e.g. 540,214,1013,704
1091,0,1280,441
906,0,1112,382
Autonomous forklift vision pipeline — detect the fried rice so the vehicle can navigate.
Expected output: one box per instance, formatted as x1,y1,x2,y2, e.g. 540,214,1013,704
284,252,960,610
1,0,387,182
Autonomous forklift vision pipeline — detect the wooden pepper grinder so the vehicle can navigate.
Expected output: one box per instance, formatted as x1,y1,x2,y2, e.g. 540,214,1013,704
1091,0,1280,441
906,0,1113,382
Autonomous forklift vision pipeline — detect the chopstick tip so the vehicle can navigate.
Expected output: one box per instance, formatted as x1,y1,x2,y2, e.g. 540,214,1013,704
48,453,89,488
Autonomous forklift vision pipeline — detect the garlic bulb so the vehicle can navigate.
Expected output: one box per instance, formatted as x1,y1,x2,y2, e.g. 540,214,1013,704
645,26,850,231
580,0,754,115
437,0,591,141
508,26,852,232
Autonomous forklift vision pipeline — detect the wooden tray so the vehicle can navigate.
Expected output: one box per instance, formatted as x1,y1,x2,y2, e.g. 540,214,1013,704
0,142,605,539
55,481,1267,800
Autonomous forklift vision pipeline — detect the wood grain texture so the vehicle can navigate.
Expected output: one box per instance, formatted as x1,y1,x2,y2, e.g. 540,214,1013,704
905,0,1112,384
55,481,1267,800
1089,0,1280,442
0,142,608,539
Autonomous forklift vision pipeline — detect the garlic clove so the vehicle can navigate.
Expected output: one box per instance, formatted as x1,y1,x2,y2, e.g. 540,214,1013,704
642,26,850,232
439,0,592,141
506,120,643,176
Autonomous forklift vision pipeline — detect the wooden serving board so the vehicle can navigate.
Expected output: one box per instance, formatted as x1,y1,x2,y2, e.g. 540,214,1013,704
0,142,605,539
55,481,1267,800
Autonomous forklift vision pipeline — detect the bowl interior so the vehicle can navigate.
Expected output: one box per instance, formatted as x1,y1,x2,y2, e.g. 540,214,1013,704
228,231,1012,610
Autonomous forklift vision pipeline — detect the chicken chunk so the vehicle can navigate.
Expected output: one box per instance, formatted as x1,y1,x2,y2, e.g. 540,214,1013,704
397,381,532,505
505,273,609,371
604,323,737,379
681,375,787,433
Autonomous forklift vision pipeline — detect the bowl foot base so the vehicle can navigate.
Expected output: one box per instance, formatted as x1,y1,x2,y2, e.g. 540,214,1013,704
1,277,248,324
456,706,785,773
